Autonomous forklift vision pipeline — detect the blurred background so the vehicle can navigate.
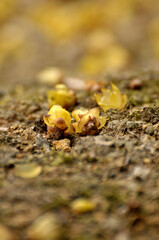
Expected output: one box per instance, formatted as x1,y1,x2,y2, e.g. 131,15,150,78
0,0,159,85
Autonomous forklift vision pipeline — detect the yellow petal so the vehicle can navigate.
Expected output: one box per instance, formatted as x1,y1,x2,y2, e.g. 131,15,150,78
72,108,88,122
110,82,120,94
43,114,53,126
48,105,72,126
72,122,82,133
78,115,90,130
86,107,100,118
121,93,128,108
77,108,99,130
98,117,107,129
94,82,127,111
65,122,75,134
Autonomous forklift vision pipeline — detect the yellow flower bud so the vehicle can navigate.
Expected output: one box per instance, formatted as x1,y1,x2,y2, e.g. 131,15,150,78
94,82,127,111
72,107,106,135
43,105,74,139
47,84,76,110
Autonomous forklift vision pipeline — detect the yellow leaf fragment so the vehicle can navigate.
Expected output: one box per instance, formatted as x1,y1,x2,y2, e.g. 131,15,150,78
43,105,74,139
94,82,127,111
15,163,42,179
47,84,76,110
27,213,61,240
72,107,106,135
71,198,96,214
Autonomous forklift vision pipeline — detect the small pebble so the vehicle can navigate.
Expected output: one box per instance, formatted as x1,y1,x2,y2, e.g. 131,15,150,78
37,67,63,85
126,121,136,130
132,166,150,180
63,77,84,90
107,120,120,130
53,139,71,152
114,231,130,240
145,126,154,135
16,153,24,159
129,78,142,90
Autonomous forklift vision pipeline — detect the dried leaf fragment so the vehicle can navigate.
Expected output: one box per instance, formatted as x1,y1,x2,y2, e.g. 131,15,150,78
43,105,74,139
15,163,42,178
94,82,127,111
47,84,76,109
72,107,106,135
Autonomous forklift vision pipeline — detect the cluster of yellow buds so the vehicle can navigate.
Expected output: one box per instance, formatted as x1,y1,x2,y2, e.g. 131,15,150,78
43,81,127,139
43,105,106,139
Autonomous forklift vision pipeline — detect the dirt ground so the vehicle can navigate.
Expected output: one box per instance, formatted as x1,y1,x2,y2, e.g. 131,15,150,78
0,69,159,240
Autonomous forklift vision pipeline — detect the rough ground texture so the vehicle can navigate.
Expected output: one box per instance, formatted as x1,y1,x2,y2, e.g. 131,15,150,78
0,70,159,240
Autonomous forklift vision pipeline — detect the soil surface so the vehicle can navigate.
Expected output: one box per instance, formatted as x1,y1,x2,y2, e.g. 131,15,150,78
0,70,159,240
